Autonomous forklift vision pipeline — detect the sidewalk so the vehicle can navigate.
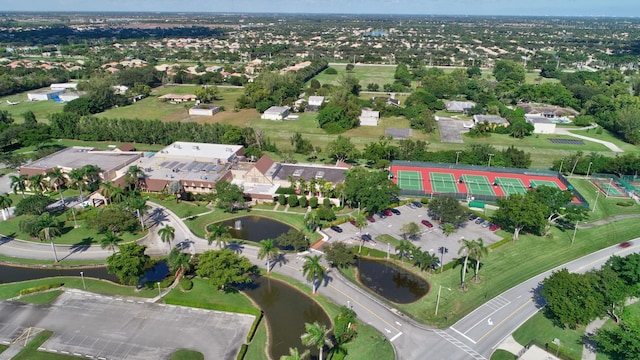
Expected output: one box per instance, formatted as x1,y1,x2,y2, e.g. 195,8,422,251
497,336,561,360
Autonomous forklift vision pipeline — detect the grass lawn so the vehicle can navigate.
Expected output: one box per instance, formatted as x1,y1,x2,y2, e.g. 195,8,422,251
491,349,518,359
17,290,63,304
512,312,585,359
146,195,211,219
162,277,256,312
569,178,640,221
0,88,65,123
168,349,205,360
11,330,80,360
390,217,640,327
568,127,640,154
0,344,8,355
244,321,269,360
376,234,401,247
0,253,106,267
310,64,396,89
0,277,157,299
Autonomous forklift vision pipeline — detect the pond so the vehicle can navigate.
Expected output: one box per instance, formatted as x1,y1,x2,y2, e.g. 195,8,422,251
356,258,429,304
213,215,296,243
239,275,331,360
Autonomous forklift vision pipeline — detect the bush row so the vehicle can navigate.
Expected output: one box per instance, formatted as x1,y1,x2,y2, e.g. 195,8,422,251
20,282,64,296
236,344,248,360
245,311,264,343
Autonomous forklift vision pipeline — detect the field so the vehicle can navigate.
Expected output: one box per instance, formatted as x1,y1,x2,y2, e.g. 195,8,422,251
512,312,585,359
0,88,65,123
310,64,397,88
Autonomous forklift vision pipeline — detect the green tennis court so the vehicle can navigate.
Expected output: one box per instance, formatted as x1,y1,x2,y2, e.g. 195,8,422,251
598,182,625,197
430,172,458,193
496,177,528,196
462,174,495,196
530,180,561,189
397,170,424,191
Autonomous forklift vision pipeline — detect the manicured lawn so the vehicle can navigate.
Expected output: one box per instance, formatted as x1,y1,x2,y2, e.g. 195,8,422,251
244,321,269,360
0,88,65,123
162,277,256,312
310,64,396,88
0,344,8,355
168,349,205,360
0,253,106,267
490,349,518,360
569,127,640,154
0,277,157,299
389,217,640,327
17,290,63,304
512,312,585,360
146,195,211,219
375,234,401,247
569,178,640,221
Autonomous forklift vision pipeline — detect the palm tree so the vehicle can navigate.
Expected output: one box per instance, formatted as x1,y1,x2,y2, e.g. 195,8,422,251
68,168,87,202
257,239,279,273
99,181,115,205
36,213,61,262
126,195,148,230
354,214,368,253
470,238,488,282
280,347,310,360
0,193,13,221
167,248,192,277
302,254,326,294
47,167,67,203
158,225,176,252
111,186,127,204
396,240,414,263
82,164,101,186
29,174,48,195
207,223,231,248
9,174,28,198
458,237,475,289
300,321,333,360
124,165,145,191
100,231,122,253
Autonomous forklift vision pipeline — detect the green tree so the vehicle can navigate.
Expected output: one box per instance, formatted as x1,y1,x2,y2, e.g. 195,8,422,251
214,181,245,213
100,231,122,254
326,135,357,162
492,193,545,240
441,223,457,237
9,174,28,198
594,311,640,359
68,168,87,201
469,238,488,282
302,254,327,294
194,86,220,103
47,167,67,203
280,347,310,360
257,239,279,273
13,194,52,216
396,240,415,263
324,242,355,268
158,225,176,252
343,167,398,215
542,269,604,329
493,60,525,83
207,223,231,248
124,165,145,191
126,195,148,231
427,196,467,227
300,321,333,360
0,193,12,221
166,247,192,277
458,238,475,289
275,229,309,251
106,243,151,285
195,249,255,291
28,174,47,195
400,222,421,240
36,213,62,262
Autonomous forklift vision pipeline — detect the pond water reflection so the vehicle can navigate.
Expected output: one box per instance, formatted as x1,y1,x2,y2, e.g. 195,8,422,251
356,258,429,304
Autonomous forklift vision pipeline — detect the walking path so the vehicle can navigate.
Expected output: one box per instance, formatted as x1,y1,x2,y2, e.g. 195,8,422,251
554,126,624,153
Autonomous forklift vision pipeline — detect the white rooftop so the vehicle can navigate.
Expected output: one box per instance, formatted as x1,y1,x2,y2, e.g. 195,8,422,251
155,142,243,161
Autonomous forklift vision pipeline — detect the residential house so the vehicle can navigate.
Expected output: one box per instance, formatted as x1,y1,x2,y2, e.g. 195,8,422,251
359,108,380,126
261,106,290,120
445,101,476,113
525,115,556,134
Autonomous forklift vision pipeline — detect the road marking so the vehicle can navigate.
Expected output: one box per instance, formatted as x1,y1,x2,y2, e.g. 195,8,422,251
450,327,477,344
487,318,493,326
395,321,402,326
433,329,486,359
390,332,403,342
384,328,391,333
461,298,510,334
476,299,533,343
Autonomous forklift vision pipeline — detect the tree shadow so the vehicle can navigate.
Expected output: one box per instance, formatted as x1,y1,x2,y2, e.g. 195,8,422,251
149,207,169,227
0,233,16,246
225,241,245,254
62,237,94,260
322,269,334,288
531,281,547,310
273,252,289,269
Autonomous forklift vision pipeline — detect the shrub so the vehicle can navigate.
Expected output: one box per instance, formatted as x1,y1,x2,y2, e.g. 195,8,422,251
278,194,286,205
236,344,248,360
309,197,319,208
246,311,264,343
179,278,193,291
299,196,308,208
616,201,634,207
20,282,64,296
324,67,338,75
323,198,332,207
14,195,53,216
287,195,299,207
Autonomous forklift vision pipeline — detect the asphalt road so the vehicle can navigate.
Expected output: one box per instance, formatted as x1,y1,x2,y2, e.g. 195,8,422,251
1,203,638,360
0,290,254,360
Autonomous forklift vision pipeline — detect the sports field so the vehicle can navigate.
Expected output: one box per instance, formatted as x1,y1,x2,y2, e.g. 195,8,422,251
391,161,575,202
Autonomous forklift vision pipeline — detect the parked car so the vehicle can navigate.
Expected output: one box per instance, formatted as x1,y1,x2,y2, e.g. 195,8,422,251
489,224,501,231
411,201,423,208
475,217,485,224
383,209,393,216
481,220,490,228
349,219,356,226
330,225,343,233
377,212,387,219
407,203,415,209
366,215,376,223
469,214,478,221
421,220,434,228
619,241,631,248
390,208,401,215
361,234,372,242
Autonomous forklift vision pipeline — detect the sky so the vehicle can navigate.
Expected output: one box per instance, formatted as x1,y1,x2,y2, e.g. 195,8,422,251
3,0,639,17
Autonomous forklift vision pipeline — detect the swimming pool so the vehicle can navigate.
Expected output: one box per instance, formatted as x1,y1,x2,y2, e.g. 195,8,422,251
549,118,572,124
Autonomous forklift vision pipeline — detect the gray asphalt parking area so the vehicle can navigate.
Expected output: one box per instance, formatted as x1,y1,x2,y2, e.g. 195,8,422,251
1,290,254,360
331,203,501,264
437,118,468,143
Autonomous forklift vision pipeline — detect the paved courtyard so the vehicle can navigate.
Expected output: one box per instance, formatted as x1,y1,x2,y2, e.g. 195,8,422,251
325,203,501,264
0,290,254,360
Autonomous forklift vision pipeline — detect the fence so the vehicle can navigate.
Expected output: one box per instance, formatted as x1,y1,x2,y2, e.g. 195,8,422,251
591,173,635,199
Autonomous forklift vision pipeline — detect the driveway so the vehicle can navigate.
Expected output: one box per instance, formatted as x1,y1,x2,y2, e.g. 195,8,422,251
437,117,471,143
0,290,254,360
325,203,502,264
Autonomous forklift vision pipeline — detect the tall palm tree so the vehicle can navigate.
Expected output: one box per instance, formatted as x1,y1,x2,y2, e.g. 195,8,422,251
124,165,145,191
47,167,67,203
111,186,127,204
300,321,333,360
29,174,48,195
167,248,192,277
354,213,368,253
126,195,148,230
257,239,279,273
100,231,122,253
458,238,476,289
82,164,101,186
9,174,28,198
99,181,115,205
0,193,13,221
68,168,87,202
158,225,176,252
207,223,231,248
396,240,414,263
302,254,326,294
36,213,61,262
280,347,310,360
470,238,488,282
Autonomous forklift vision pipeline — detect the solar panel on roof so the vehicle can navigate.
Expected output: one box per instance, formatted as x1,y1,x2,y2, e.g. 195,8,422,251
293,169,304,177
165,161,179,169
193,163,205,171
203,164,215,171
182,162,197,171
159,161,168,167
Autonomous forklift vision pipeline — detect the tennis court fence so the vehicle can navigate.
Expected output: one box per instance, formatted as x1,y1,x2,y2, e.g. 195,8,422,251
591,173,636,198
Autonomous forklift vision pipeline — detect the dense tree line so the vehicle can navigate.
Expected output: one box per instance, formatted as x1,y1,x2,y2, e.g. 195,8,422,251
551,151,640,177
0,66,70,97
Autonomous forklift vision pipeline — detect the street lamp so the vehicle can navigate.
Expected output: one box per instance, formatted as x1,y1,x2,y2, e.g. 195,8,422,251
455,151,461,165
438,247,448,273
558,158,564,174
571,220,579,244
586,162,593,178
80,271,86,289
435,285,451,316
592,190,600,213
487,154,494,167
157,282,161,295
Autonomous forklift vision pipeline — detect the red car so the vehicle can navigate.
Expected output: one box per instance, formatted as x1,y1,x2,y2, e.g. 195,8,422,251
383,209,393,216
619,241,632,248
489,224,501,231
366,215,376,223
349,219,356,226
421,220,433,228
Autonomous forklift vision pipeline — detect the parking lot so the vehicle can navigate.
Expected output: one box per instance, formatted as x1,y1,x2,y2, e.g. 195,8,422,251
325,202,502,265
0,290,254,360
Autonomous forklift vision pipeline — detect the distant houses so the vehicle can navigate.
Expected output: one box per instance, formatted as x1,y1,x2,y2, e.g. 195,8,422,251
525,115,556,134
261,106,290,120
473,115,509,127
27,89,65,101
158,94,197,103
445,101,476,113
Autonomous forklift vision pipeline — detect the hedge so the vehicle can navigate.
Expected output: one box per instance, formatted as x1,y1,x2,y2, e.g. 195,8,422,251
20,283,64,296
246,311,264,343
179,278,193,291
236,344,248,360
